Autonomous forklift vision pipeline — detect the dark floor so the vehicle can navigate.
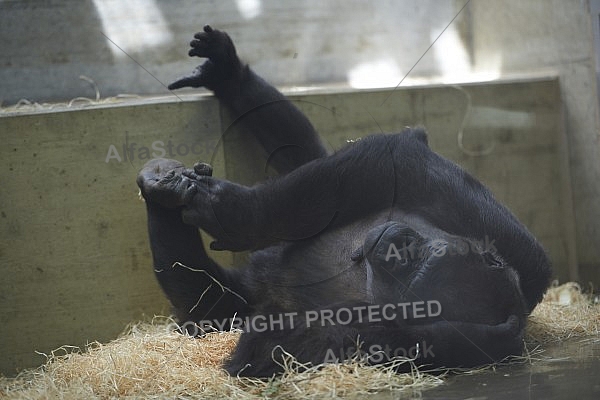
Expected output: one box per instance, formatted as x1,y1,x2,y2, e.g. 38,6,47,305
373,338,600,399
422,338,600,399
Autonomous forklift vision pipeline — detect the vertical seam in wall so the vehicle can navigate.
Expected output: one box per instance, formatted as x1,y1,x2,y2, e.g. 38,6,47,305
557,78,581,281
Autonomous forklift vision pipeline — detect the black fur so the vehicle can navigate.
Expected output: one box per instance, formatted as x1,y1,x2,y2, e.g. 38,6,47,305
137,25,552,377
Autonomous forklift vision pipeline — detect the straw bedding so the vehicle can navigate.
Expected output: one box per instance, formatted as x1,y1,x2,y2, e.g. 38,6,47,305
1,282,598,399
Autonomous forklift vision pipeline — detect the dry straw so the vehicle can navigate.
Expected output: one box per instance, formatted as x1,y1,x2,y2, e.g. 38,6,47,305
526,281,599,344
2,282,598,399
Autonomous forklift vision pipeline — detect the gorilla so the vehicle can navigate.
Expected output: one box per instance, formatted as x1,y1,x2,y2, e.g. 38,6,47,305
136,25,552,377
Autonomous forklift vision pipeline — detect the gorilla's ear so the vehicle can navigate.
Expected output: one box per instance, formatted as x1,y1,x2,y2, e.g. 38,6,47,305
406,315,524,368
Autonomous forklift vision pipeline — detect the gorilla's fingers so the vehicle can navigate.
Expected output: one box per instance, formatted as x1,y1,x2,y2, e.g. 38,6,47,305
168,75,195,90
189,42,208,58
190,27,217,58
168,68,204,90
137,159,191,208
194,24,213,39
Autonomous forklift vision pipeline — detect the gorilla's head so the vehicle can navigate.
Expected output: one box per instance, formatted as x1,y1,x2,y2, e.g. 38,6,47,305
359,220,527,327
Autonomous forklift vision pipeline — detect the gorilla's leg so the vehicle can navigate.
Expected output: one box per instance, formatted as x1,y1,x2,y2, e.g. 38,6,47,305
138,159,248,329
166,133,401,252
169,25,328,174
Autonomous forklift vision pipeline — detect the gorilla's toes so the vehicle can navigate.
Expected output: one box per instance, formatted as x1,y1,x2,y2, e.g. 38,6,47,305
193,162,213,176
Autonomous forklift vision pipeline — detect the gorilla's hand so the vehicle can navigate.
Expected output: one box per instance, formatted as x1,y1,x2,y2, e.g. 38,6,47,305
168,25,242,91
137,159,205,208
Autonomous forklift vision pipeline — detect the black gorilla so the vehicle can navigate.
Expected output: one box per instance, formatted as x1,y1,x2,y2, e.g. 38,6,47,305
137,25,552,377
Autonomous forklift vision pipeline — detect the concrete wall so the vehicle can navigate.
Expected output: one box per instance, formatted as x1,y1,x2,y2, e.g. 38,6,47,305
467,0,600,288
0,94,233,376
0,0,459,105
1,1,597,284
0,78,572,375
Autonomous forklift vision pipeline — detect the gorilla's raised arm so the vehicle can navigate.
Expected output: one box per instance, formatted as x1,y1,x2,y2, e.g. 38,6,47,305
170,25,327,173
